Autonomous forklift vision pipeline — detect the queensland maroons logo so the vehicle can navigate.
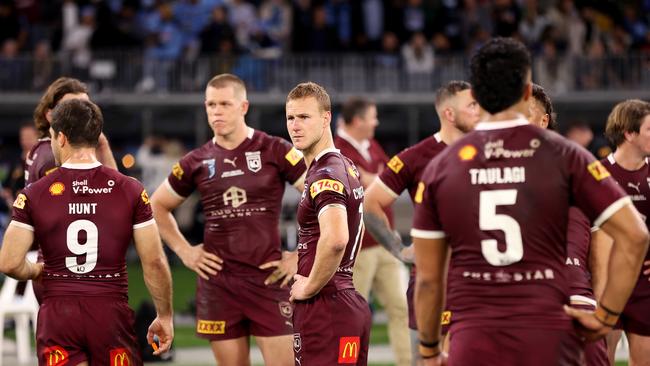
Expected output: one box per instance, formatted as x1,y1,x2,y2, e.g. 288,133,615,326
49,182,65,196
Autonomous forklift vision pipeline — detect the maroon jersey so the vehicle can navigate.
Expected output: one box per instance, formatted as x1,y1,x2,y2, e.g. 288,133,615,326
25,138,56,186
566,207,596,305
601,153,650,300
412,119,628,332
334,132,392,249
376,133,446,201
11,161,153,298
166,128,306,279
296,148,365,293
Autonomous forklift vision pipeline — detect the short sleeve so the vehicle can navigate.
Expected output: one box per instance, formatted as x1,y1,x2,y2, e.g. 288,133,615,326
308,171,348,218
165,154,196,198
129,180,154,229
568,146,629,227
275,138,307,185
10,189,35,231
410,161,445,239
377,151,412,198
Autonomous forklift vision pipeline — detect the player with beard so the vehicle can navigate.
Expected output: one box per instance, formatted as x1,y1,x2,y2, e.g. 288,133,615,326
362,80,480,363
596,99,650,365
286,82,371,365
411,37,648,365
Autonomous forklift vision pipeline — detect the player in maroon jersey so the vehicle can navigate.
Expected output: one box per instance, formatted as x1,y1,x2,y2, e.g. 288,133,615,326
411,38,648,366
362,80,480,361
529,83,609,366
334,96,411,366
150,74,306,366
286,82,371,366
27,77,117,185
594,99,650,364
0,99,173,366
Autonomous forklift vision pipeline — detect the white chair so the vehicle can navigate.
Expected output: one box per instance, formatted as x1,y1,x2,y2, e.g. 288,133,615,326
0,251,39,366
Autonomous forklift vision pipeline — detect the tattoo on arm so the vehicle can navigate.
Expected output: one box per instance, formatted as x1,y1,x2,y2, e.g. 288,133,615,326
364,212,407,261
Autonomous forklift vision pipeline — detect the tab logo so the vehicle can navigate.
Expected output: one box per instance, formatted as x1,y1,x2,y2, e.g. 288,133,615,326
309,179,344,198
43,345,69,366
338,336,360,364
109,348,131,366
197,320,226,334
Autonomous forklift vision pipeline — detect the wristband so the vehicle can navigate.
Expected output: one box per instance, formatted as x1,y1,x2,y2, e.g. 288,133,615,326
418,340,440,358
594,305,619,327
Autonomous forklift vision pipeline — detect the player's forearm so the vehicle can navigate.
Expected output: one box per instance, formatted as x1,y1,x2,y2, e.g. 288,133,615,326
2,259,39,281
600,230,648,310
415,276,444,343
589,230,613,300
97,133,118,170
364,212,403,259
305,236,347,295
143,255,174,318
153,206,192,255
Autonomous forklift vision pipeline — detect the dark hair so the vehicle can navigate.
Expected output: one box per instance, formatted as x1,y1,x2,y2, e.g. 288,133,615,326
341,97,374,125
50,99,103,148
33,77,88,139
434,80,471,108
605,99,650,147
531,84,557,130
286,82,331,112
470,37,531,114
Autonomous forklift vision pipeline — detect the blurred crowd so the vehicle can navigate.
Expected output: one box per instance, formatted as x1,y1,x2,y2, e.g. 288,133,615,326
1,0,650,92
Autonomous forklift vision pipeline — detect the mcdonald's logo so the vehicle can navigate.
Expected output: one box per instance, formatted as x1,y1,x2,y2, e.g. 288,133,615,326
43,345,69,366
109,348,131,366
337,336,360,364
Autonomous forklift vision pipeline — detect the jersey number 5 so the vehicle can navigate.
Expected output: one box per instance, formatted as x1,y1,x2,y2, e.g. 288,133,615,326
479,189,523,266
66,219,98,274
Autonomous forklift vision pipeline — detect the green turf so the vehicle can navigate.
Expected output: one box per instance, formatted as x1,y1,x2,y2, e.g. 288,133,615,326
127,263,197,313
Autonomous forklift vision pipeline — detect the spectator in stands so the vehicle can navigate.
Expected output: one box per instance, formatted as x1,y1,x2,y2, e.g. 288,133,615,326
308,5,339,52
0,38,25,90
0,0,26,51
491,0,521,37
259,0,292,51
61,2,95,79
402,32,433,73
519,0,548,48
32,40,52,91
139,2,183,93
200,5,237,55
229,0,258,51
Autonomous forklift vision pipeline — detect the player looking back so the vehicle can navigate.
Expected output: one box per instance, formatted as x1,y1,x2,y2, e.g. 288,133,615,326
286,82,371,366
411,37,648,366
0,99,173,366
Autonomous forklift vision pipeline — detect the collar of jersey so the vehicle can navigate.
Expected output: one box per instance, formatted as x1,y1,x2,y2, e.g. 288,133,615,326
315,148,341,161
336,127,370,153
607,152,649,166
475,117,529,131
211,127,255,145
61,161,102,169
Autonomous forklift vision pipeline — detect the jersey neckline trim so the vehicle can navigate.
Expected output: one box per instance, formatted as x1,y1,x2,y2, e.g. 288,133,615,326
607,152,649,167
61,161,101,169
475,118,529,131
315,147,341,161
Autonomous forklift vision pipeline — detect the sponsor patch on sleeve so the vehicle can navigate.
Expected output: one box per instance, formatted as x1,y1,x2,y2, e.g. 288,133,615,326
141,189,150,205
387,155,404,174
42,345,68,366
13,193,27,209
458,145,477,161
587,161,611,181
172,162,184,180
285,147,303,166
441,310,452,325
338,336,360,364
309,179,345,199
414,182,425,203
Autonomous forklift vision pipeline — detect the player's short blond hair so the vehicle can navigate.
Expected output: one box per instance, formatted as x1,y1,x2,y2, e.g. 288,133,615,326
206,73,247,100
605,99,650,147
286,82,331,112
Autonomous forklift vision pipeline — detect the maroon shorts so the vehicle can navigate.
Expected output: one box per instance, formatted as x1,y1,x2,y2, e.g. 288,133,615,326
615,289,650,336
293,289,371,366
448,327,581,366
406,274,451,334
37,296,141,366
195,274,293,340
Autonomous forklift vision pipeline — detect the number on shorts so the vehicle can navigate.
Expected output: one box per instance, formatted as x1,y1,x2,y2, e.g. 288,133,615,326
479,190,523,266
66,219,98,274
